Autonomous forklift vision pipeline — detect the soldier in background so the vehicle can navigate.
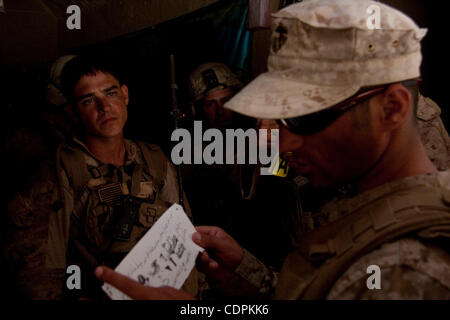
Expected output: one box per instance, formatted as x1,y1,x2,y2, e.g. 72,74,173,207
4,53,199,299
96,0,450,300
42,54,78,145
3,55,77,202
183,62,247,231
188,62,244,130
416,94,450,171
185,63,295,270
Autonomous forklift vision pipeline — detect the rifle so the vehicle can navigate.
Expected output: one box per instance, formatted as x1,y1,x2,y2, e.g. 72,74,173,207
169,54,185,208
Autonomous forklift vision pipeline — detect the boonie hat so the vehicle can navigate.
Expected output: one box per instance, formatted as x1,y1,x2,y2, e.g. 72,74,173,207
225,0,427,119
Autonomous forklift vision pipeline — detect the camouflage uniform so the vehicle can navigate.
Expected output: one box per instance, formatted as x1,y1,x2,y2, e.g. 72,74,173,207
228,171,450,299
4,55,76,205
4,137,198,299
417,94,450,171
215,0,450,299
223,95,450,299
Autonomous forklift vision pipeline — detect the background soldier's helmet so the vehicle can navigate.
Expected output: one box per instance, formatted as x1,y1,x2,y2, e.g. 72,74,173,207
45,54,77,106
188,62,243,103
225,0,427,120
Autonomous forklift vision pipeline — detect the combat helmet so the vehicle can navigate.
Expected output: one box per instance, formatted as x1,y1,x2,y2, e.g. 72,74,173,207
188,62,243,104
45,54,77,106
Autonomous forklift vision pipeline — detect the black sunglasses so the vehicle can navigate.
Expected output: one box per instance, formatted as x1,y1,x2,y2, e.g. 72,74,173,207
277,79,420,136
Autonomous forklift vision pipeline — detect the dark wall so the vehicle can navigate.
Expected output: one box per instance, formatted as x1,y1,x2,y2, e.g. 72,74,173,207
1,0,447,153
381,0,448,127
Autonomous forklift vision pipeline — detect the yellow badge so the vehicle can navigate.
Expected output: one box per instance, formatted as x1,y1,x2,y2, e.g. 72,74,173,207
269,156,290,177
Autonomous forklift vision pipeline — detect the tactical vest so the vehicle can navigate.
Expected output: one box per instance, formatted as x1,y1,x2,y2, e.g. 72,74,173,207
275,180,450,300
56,140,198,298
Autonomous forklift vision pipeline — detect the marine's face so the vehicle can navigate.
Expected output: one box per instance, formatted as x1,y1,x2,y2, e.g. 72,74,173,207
72,71,129,139
202,87,234,128
279,102,383,187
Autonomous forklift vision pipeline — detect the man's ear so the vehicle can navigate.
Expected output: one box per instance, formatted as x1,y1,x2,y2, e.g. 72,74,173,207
376,83,411,131
121,84,129,106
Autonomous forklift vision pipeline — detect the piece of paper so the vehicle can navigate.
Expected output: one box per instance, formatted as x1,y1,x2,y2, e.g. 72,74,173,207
102,203,203,300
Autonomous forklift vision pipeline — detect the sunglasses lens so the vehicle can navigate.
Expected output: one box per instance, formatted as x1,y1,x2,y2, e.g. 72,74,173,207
283,117,316,135
278,81,411,135
282,110,340,135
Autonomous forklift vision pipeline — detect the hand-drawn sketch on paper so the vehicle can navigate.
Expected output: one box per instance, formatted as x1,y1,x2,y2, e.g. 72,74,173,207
102,203,203,300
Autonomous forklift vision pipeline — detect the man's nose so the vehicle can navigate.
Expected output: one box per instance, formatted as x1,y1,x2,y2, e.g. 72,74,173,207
279,126,304,155
216,103,225,116
97,96,112,112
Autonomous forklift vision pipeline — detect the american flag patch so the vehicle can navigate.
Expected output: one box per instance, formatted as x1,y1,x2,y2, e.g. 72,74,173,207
98,182,123,205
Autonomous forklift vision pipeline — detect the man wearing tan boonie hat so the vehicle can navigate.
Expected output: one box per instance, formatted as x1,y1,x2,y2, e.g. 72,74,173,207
95,0,450,300
225,0,426,120
210,0,449,299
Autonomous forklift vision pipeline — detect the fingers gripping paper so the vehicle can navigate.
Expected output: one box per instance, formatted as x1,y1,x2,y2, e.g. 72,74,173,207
102,203,203,300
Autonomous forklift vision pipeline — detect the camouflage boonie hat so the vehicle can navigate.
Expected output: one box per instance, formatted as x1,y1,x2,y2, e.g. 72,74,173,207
225,0,427,119
45,55,77,106
189,62,243,103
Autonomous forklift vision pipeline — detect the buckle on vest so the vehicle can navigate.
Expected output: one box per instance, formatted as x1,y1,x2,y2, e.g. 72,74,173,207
90,167,102,179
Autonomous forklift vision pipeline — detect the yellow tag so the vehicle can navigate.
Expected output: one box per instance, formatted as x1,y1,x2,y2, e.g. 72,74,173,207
270,156,290,177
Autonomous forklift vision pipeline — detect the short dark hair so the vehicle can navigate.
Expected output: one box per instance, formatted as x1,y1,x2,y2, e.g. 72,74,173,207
351,79,420,128
60,53,123,100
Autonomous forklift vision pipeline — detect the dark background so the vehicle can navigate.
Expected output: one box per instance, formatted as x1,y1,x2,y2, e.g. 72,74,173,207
1,0,447,154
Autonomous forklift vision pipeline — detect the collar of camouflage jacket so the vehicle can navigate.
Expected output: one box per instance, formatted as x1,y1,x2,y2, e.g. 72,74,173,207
70,136,139,167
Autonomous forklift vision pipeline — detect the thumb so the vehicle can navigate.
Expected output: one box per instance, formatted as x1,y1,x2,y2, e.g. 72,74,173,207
95,266,142,299
192,231,224,252
95,266,195,300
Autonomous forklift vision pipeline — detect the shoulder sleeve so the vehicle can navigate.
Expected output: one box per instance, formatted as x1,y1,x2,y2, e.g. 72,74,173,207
4,159,70,299
236,249,279,298
326,238,450,299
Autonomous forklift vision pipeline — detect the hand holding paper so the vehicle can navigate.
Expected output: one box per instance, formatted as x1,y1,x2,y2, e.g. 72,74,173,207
95,266,195,300
101,203,203,300
192,226,244,283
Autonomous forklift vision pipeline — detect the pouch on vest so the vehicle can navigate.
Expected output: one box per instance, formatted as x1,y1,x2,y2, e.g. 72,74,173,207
138,200,168,227
113,196,138,241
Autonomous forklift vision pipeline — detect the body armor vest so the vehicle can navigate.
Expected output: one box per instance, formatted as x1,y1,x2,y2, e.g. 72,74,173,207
275,178,450,299
56,140,198,298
